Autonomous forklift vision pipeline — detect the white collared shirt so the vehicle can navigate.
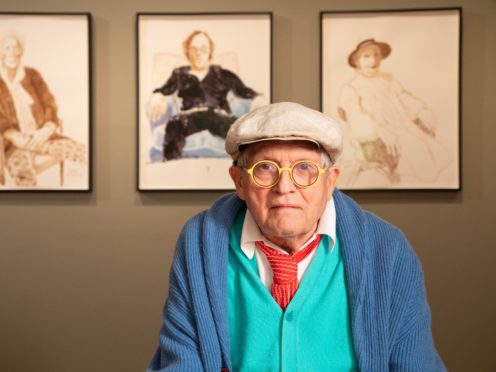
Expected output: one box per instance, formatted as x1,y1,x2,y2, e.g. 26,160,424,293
239,197,337,291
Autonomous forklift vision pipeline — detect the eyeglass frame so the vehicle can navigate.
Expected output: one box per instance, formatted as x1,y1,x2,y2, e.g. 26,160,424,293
243,159,330,189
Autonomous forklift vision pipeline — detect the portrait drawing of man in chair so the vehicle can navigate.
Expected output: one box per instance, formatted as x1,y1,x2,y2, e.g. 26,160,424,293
146,30,260,162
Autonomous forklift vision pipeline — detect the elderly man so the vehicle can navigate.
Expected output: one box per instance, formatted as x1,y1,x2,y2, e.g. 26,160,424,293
0,32,86,187
148,102,445,371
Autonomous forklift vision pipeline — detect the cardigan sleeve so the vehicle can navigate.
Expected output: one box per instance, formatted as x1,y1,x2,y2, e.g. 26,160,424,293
388,238,446,372
147,229,204,372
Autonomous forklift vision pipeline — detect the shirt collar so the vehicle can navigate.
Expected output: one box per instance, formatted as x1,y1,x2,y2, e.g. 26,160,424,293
0,65,25,86
240,196,337,258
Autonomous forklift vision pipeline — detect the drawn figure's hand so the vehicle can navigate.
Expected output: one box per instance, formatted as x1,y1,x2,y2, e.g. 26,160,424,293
147,93,167,122
4,129,31,150
378,128,399,158
414,109,436,137
26,122,56,151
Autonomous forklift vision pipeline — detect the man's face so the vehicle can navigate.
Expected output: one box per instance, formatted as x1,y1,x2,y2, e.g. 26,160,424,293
186,33,211,71
0,36,23,70
230,141,340,250
356,44,382,77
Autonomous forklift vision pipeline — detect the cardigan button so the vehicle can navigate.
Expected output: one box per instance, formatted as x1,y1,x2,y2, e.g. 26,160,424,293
286,311,294,321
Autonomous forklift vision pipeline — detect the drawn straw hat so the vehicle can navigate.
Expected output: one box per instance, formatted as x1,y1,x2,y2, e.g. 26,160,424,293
348,38,391,68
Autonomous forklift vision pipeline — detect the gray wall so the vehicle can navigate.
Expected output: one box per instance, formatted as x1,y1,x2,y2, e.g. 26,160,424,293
0,0,495,371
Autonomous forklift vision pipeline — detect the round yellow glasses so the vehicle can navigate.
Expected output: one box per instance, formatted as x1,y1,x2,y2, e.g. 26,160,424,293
244,160,328,188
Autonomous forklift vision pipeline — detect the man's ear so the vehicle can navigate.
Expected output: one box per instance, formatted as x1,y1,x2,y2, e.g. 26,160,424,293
326,166,340,200
229,166,246,200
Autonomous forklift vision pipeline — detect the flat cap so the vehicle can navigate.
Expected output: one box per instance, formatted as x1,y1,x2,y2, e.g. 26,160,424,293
225,102,342,163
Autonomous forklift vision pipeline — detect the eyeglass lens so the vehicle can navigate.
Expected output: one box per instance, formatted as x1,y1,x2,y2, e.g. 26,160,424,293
252,161,320,187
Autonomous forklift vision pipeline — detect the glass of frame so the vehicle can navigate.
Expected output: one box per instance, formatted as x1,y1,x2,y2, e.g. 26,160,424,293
137,12,272,191
0,12,92,192
321,8,461,190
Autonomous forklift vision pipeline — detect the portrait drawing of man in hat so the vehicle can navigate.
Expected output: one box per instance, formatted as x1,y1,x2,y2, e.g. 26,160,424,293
337,38,450,188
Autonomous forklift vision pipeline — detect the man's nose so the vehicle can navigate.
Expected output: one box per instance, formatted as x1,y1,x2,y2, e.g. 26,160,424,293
273,169,296,193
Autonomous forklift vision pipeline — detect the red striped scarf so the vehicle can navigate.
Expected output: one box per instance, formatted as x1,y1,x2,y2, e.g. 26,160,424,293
256,234,322,310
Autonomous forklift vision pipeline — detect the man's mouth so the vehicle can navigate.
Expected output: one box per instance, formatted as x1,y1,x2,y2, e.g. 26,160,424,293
270,204,300,209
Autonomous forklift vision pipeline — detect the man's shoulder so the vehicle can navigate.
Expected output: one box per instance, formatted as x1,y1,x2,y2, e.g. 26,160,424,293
174,193,244,263
181,193,244,233
334,190,419,288
335,189,401,231
334,189,410,256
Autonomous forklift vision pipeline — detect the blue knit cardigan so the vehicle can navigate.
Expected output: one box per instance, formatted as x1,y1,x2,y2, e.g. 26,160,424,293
148,190,446,371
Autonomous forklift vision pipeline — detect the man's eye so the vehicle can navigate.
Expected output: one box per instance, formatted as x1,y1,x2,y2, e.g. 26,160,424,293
296,162,311,171
256,162,276,172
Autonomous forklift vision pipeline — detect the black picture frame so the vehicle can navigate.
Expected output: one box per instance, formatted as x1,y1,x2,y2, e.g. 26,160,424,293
0,12,92,192
137,12,272,191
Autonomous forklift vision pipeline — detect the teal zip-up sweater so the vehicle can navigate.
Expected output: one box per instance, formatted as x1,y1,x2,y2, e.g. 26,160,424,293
148,190,446,371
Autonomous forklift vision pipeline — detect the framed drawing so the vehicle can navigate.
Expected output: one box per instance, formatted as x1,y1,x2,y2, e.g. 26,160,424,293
0,12,92,192
137,12,272,191
321,8,461,190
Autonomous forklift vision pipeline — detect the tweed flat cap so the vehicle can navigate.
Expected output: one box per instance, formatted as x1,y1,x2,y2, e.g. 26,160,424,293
225,102,343,163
